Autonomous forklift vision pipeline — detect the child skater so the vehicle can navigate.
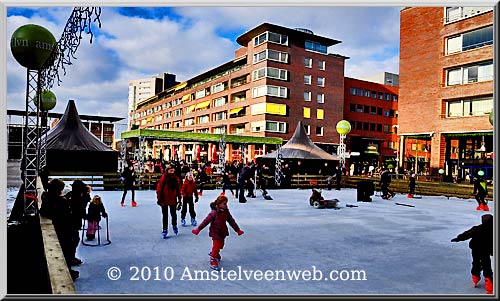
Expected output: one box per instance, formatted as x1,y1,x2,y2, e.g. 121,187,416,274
181,172,199,227
451,214,493,294
221,172,234,196
473,170,489,211
191,195,244,270
407,173,416,198
86,195,108,241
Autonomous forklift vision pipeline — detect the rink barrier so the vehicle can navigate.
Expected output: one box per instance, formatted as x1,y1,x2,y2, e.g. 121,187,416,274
48,173,492,201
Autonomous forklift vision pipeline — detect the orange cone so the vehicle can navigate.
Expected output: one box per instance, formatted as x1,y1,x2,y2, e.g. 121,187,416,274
472,275,480,288
485,277,493,294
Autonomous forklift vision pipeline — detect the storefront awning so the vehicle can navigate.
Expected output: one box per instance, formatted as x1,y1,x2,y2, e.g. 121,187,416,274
181,94,191,101
230,107,244,114
442,131,493,137
195,100,211,110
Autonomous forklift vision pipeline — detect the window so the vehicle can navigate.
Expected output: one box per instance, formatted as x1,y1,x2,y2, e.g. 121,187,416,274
266,121,286,133
317,77,325,87
254,31,288,46
195,89,207,99
356,121,362,130
364,105,370,114
446,26,493,55
445,7,493,23
350,87,356,95
252,85,288,98
253,49,289,64
317,109,324,120
174,109,182,117
356,104,363,113
364,90,371,97
377,107,383,115
370,106,377,115
377,124,382,132
384,93,390,101
251,103,287,116
383,125,390,133
304,58,312,68
252,67,288,81
446,96,493,117
378,92,384,100
212,82,226,94
363,122,369,131
156,115,162,121
303,107,311,118
213,97,227,107
446,61,493,86
305,40,327,54
213,111,226,121
350,104,356,112
198,115,210,124
303,124,311,135
184,118,194,126
370,123,375,131
318,60,325,70
304,75,312,85
357,88,363,96
317,93,324,103
304,91,311,102
371,91,377,98
316,126,324,136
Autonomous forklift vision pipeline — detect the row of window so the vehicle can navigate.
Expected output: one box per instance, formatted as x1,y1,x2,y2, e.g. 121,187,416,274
304,75,325,87
446,60,493,86
253,30,329,55
349,104,397,118
304,91,325,103
303,108,324,119
304,58,326,70
349,87,398,101
444,7,493,23
349,120,395,134
445,25,493,55
446,95,493,118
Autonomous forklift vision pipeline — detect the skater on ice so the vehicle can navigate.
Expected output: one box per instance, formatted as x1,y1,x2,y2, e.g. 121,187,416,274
380,165,395,200
407,173,416,198
451,214,493,294
473,170,489,211
85,195,108,241
191,194,244,270
156,165,182,238
121,162,137,207
180,172,199,227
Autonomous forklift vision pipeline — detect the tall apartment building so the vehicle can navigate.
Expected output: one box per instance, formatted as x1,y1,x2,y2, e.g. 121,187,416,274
398,6,494,180
343,77,399,174
128,73,177,129
133,23,347,162
357,72,399,87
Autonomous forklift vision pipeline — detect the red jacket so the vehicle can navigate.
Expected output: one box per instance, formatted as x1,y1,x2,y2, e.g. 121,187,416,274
197,204,240,241
182,179,198,198
156,173,181,206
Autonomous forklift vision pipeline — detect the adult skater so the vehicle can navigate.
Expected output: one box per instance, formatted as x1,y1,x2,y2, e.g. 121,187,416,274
473,170,488,211
156,165,182,239
121,163,137,207
380,166,395,200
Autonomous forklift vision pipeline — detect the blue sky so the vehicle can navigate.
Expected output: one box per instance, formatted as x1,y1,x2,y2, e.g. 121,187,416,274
6,5,403,133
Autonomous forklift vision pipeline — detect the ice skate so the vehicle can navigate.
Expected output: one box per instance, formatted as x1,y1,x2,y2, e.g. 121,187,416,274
181,219,187,226
162,230,168,239
191,218,197,226
173,226,178,235
485,277,493,294
208,252,221,262
120,201,125,207
472,275,480,288
131,200,137,207
210,258,220,271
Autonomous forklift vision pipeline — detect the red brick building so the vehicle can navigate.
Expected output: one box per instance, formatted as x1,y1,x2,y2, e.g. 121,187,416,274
398,7,493,180
133,23,348,162
343,77,399,174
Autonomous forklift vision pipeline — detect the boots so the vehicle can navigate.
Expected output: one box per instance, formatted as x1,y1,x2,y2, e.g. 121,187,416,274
162,229,168,239
476,205,483,210
191,218,197,226
482,203,489,211
485,277,493,294
131,200,137,207
407,193,413,198
181,219,186,226
120,201,125,207
472,275,481,288
173,226,178,235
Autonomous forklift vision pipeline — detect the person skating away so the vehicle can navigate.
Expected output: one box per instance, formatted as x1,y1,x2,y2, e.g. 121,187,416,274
335,165,343,190
121,163,137,207
380,167,395,199
85,195,108,241
65,180,91,266
156,165,182,239
221,172,234,196
197,167,208,197
181,172,199,227
451,214,493,294
191,195,244,271
473,171,489,211
407,173,416,198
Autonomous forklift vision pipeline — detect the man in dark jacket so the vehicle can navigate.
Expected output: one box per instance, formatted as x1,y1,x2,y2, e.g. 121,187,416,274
121,163,137,207
380,166,395,199
451,214,493,294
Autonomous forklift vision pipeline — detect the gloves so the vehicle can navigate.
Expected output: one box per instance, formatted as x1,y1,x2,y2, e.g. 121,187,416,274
237,229,244,236
176,201,182,211
195,197,199,203
102,212,108,218
192,228,200,235
451,238,459,242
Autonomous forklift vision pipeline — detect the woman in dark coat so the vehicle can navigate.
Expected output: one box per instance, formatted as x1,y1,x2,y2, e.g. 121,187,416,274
121,164,137,207
156,165,182,238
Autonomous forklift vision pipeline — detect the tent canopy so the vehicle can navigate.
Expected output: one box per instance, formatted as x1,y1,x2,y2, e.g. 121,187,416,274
262,121,339,160
43,100,118,173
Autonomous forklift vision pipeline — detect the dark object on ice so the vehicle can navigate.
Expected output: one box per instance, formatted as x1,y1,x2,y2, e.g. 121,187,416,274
357,180,375,202
309,189,339,209
346,204,358,208
42,100,118,173
395,203,415,207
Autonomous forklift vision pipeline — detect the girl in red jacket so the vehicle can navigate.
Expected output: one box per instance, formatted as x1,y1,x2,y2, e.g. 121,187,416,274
156,165,182,239
181,172,199,227
192,195,244,270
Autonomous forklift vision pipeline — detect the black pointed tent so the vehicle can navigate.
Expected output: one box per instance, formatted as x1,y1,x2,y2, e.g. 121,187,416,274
43,99,118,173
262,121,339,160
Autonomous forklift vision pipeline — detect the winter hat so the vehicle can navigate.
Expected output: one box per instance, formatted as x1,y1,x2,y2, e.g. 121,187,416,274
482,214,493,225
214,195,228,206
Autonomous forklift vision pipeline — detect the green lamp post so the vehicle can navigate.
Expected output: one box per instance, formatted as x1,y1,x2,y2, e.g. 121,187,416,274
336,120,352,169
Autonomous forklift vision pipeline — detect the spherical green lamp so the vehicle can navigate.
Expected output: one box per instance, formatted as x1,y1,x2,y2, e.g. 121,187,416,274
35,90,57,111
438,169,445,175
336,120,352,135
10,24,57,70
